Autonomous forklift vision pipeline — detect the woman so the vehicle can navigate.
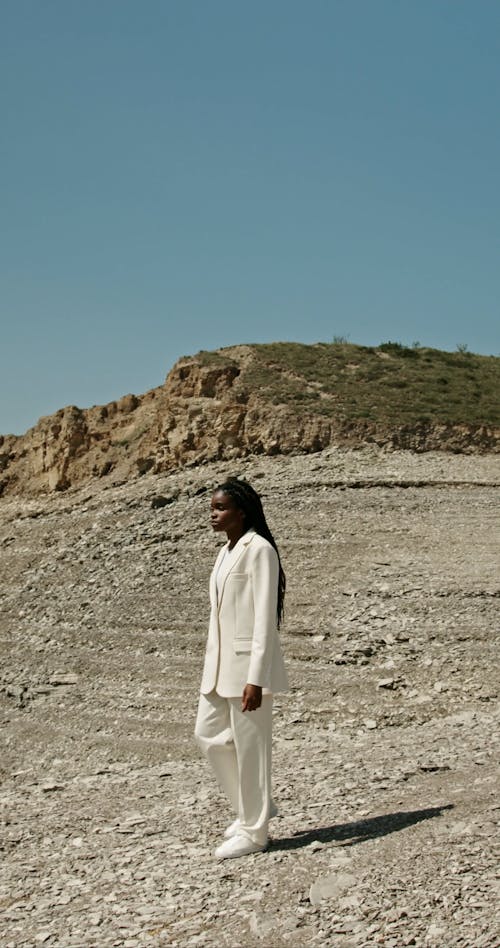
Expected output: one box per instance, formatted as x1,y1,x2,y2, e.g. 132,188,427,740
195,477,289,859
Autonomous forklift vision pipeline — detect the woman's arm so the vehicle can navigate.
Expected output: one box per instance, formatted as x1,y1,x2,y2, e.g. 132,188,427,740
243,544,279,708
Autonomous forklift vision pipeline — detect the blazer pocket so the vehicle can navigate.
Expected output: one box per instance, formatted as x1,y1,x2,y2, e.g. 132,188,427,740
233,639,252,654
234,614,253,641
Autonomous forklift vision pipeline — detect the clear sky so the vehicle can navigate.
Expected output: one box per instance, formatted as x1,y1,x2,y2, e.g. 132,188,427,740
1,0,499,435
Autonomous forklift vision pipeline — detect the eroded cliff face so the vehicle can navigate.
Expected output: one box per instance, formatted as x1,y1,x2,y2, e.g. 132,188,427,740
1,347,498,496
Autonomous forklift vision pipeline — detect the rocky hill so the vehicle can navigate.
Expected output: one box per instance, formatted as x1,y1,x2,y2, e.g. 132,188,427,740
1,341,499,496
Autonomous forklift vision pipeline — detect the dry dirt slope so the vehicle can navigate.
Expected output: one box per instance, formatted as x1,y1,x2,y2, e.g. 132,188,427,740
1,446,499,947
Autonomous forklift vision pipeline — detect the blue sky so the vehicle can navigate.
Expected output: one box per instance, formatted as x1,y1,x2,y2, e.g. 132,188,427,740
1,0,499,435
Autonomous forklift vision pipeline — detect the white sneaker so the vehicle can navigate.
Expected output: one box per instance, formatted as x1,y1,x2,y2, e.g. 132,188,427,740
215,834,267,859
223,802,278,839
223,817,241,839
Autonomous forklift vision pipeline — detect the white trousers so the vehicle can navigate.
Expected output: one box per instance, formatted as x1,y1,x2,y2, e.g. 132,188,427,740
194,690,272,846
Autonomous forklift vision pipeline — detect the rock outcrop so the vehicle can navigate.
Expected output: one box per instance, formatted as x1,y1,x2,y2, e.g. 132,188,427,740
1,344,499,496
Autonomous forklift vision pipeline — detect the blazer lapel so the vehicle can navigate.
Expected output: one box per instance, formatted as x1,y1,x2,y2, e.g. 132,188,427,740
217,529,255,611
210,544,228,609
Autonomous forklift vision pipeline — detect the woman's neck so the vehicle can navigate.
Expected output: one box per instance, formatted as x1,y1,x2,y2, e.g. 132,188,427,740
226,526,247,550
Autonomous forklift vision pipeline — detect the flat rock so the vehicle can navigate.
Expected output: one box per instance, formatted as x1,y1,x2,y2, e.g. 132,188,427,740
309,872,358,905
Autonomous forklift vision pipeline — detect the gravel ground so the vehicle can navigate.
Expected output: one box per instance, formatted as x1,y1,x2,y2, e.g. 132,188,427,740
1,446,499,947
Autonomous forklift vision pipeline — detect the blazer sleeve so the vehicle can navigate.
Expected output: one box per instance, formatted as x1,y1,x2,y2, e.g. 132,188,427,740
247,543,279,689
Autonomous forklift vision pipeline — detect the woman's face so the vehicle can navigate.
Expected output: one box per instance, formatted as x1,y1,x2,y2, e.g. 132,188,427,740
210,490,245,535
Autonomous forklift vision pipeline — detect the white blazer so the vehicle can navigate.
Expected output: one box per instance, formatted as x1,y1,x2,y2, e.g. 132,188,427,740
200,529,289,698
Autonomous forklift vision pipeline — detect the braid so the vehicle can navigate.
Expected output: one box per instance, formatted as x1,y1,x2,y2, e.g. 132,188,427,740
215,477,286,628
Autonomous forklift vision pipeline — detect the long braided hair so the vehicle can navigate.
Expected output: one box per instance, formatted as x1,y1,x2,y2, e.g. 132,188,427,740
215,477,286,628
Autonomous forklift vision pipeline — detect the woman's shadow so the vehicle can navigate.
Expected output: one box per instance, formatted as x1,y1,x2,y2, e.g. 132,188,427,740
270,803,454,851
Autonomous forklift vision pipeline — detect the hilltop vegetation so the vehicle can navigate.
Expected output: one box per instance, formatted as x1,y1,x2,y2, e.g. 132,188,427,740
196,341,500,428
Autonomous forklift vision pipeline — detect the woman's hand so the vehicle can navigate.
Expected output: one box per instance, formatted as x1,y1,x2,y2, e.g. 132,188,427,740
241,683,262,712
